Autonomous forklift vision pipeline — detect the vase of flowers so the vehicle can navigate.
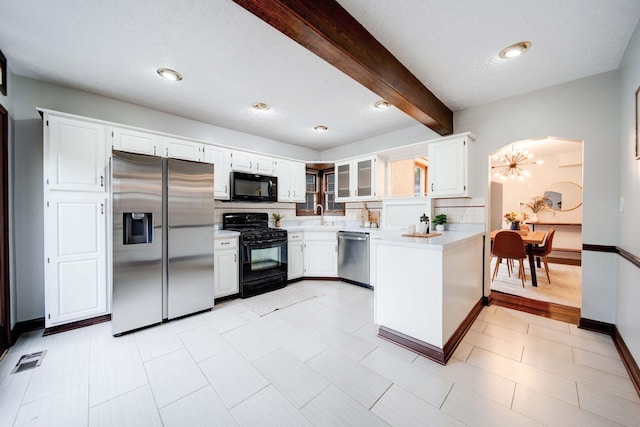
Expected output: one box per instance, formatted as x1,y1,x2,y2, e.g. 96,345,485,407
520,196,553,223
504,211,529,230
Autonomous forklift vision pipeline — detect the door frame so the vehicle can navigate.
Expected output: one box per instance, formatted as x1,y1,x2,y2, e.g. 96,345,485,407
0,102,10,353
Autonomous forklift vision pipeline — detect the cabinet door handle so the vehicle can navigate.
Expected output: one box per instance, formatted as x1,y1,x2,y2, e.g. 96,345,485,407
250,161,253,169
234,254,237,262
166,147,169,157
221,241,230,245
100,203,104,215
431,183,434,191
225,184,228,194
300,245,303,252
153,146,157,156
288,190,290,197
100,176,104,187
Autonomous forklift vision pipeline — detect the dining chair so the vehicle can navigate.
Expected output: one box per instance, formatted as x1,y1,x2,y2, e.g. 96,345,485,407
491,231,528,287
519,224,530,231
533,227,556,283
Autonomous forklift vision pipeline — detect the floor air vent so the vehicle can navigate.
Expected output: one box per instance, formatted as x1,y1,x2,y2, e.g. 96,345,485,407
11,350,47,374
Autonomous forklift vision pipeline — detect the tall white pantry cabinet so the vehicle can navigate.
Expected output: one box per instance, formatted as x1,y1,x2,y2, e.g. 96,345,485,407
43,112,111,328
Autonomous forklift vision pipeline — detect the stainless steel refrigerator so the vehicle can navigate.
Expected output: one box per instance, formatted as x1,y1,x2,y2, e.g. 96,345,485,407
111,150,215,335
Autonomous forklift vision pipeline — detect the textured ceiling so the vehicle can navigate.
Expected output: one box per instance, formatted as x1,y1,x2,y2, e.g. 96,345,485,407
0,0,638,151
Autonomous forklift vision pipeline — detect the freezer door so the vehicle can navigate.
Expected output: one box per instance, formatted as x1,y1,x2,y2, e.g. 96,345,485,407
112,151,163,335
166,158,215,319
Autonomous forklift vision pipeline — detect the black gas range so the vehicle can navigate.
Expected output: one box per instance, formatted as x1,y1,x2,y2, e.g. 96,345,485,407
222,213,288,298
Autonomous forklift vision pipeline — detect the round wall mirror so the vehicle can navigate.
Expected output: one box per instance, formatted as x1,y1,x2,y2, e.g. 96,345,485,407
543,181,582,211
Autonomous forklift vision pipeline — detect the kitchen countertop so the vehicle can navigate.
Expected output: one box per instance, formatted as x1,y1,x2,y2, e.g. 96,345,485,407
370,230,485,250
281,225,483,248
213,230,240,238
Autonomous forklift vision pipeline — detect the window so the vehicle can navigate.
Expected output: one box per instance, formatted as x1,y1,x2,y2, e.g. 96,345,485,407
296,167,345,216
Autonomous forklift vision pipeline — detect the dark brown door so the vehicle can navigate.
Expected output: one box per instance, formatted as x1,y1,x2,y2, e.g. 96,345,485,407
0,102,9,354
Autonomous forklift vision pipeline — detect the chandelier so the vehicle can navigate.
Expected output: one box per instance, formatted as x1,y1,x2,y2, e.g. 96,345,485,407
492,145,543,181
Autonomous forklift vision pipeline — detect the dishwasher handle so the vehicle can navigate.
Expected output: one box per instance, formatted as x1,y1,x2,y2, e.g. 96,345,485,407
338,234,368,241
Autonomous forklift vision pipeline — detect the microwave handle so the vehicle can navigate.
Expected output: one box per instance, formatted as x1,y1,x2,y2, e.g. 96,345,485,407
268,179,273,197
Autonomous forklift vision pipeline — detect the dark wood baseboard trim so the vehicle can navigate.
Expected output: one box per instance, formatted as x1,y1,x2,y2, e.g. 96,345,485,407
582,244,640,268
303,276,341,281
578,317,640,397
378,326,446,364
618,247,640,269
546,257,581,266
43,314,111,336
443,298,485,360
11,317,45,344
578,317,615,335
582,244,617,253
489,291,580,324
613,325,640,397
378,297,484,365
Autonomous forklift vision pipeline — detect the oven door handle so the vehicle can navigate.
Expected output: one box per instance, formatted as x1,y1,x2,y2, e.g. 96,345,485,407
242,240,287,249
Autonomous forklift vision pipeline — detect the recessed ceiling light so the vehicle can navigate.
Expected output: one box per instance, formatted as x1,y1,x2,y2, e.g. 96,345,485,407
314,125,328,132
156,67,183,81
499,41,532,59
252,102,270,111
375,100,391,109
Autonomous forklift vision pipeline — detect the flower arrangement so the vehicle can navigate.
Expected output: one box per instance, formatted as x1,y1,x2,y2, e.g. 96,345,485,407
503,211,529,224
520,195,553,214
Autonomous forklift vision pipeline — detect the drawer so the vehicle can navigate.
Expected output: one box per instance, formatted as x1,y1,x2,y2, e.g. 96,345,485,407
288,232,304,241
214,238,237,250
303,231,336,241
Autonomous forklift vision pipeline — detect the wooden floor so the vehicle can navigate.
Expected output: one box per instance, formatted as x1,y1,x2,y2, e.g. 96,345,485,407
489,290,581,325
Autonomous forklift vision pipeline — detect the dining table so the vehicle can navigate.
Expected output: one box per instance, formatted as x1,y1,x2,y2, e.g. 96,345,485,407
490,229,546,287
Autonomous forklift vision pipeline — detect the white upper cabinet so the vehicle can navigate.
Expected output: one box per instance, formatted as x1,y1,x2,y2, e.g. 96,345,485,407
46,116,108,193
335,155,383,202
112,126,162,156
274,159,306,202
428,134,473,198
204,145,231,200
163,136,204,162
231,150,274,175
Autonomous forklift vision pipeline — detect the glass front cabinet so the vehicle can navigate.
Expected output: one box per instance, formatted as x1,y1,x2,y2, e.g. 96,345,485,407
335,155,380,202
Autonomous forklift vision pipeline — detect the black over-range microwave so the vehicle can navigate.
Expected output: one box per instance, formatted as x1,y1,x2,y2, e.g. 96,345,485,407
229,171,278,202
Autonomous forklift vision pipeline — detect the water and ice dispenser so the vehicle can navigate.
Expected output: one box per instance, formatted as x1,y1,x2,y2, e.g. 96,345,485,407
123,212,153,244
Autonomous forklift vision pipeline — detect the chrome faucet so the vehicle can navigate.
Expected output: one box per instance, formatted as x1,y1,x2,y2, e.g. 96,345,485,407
315,203,325,225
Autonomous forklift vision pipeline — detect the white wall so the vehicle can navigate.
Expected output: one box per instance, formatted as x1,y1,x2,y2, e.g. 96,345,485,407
9,76,320,323
13,76,320,161
455,71,620,323
497,151,583,225
616,20,640,362
320,122,439,161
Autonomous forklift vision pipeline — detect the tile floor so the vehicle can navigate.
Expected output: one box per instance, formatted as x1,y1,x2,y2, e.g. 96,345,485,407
1,280,639,426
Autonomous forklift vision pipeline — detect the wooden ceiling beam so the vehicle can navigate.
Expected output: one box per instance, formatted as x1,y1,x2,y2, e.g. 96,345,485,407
233,0,453,135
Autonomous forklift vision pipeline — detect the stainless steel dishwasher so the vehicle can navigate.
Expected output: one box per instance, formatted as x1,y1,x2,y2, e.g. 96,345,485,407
337,231,370,287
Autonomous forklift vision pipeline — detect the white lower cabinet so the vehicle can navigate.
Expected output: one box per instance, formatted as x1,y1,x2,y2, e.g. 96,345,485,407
303,231,337,277
214,236,239,298
45,194,108,327
287,232,304,280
